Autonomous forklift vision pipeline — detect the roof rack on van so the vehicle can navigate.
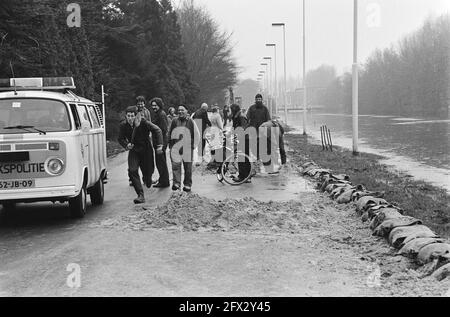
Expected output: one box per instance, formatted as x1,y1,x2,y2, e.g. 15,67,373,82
0,77,76,91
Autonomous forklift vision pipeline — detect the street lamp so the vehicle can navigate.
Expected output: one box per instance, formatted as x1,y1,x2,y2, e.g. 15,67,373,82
263,57,273,116
272,23,288,125
259,71,266,94
260,63,269,103
352,0,359,154
266,43,278,116
302,0,307,135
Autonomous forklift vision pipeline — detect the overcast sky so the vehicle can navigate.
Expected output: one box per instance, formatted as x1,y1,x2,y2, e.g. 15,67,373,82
176,0,449,82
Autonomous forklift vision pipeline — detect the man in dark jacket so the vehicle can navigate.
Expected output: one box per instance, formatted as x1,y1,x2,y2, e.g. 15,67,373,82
246,94,271,164
150,97,170,188
192,103,212,159
119,106,163,204
230,103,252,183
169,105,200,192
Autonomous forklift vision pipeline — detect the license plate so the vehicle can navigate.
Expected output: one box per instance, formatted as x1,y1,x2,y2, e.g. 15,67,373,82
0,179,35,190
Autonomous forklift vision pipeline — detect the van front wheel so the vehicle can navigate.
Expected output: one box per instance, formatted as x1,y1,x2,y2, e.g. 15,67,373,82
90,177,104,206
69,184,87,218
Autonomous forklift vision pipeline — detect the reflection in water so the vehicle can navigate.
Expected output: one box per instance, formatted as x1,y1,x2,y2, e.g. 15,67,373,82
285,111,450,192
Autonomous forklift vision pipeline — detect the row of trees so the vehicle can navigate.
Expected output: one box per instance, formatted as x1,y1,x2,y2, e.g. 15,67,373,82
308,14,449,118
0,0,238,138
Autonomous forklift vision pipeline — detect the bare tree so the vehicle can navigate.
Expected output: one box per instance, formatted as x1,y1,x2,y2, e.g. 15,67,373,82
177,0,239,106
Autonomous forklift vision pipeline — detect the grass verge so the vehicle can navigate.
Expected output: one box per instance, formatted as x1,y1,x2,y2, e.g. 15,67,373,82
285,134,450,239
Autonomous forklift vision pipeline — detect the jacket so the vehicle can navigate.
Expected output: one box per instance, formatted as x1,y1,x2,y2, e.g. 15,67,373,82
246,103,271,130
168,116,201,150
118,119,163,153
151,109,169,147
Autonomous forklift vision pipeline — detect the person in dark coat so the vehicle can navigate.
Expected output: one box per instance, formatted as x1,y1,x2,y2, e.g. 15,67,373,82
169,105,201,192
149,97,170,188
192,103,212,159
246,94,271,165
230,103,252,183
118,106,163,204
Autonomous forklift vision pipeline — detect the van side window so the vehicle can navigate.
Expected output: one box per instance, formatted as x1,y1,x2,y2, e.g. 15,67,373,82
76,105,92,128
87,105,101,129
70,104,81,130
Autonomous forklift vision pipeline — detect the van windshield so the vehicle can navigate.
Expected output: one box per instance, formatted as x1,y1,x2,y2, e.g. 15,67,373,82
0,99,70,134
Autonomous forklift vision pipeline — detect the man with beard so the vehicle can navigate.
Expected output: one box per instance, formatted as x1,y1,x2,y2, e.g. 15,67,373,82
119,106,163,204
149,97,170,188
246,94,271,169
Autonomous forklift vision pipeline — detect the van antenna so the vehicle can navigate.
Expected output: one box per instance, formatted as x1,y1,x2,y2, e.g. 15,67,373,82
9,61,17,95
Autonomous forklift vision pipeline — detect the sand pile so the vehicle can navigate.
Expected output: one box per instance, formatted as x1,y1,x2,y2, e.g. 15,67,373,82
105,192,320,233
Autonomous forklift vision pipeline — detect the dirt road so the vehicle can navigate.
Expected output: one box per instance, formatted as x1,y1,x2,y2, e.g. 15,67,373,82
0,152,448,296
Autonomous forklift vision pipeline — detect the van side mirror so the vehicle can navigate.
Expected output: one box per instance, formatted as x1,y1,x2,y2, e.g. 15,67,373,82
81,122,90,133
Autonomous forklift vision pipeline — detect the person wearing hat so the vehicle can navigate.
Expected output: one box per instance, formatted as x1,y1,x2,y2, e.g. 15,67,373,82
118,106,163,204
149,97,170,188
246,94,271,168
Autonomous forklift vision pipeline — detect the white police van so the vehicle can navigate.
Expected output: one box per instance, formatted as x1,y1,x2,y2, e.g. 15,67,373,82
0,77,107,218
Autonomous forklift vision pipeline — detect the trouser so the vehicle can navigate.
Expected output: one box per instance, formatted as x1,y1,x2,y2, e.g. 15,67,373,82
239,137,251,179
154,145,170,186
128,150,152,196
263,130,287,166
171,151,193,187
128,148,154,185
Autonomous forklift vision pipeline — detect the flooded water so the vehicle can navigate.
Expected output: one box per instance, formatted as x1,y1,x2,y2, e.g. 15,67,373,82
284,110,450,192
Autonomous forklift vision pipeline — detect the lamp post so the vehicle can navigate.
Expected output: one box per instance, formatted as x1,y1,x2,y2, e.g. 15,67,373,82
272,23,288,125
260,63,269,106
266,43,278,116
263,57,273,116
302,0,307,135
352,0,359,154
259,71,266,94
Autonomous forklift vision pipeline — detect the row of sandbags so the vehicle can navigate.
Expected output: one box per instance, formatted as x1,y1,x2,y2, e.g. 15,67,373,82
300,161,450,281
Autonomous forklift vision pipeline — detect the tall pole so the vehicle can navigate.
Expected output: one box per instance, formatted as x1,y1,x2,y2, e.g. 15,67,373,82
266,44,278,116
302,0,307,135
264,57,273,116
282,24,288,125
261,63,269,107
352,0,359,154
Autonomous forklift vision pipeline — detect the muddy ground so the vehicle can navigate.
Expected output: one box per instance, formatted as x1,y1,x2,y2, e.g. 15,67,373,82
1,152,449,296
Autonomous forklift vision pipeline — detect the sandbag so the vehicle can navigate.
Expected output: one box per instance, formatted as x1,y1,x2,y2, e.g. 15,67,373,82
389,225,437,249
369,208,404,231
417,243,450,265
397,238,444,258
333,174,350,181
352,190,385,202
367,205,403,220
356,196,388,213
336,188,356,204
330,185,353,200
431,263,450,281
372,216,422,237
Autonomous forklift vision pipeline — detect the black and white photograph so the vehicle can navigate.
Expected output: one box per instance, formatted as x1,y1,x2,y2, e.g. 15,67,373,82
0,0,449,300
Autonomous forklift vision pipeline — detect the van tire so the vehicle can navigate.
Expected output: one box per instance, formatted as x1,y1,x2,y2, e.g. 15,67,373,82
69,184,87,218
90,177,104,206
0,202,15,221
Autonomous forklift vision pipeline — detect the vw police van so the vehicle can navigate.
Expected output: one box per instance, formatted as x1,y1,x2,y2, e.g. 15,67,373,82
0,77,107,218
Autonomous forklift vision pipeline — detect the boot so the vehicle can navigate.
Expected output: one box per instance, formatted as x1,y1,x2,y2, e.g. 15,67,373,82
133,193,145,204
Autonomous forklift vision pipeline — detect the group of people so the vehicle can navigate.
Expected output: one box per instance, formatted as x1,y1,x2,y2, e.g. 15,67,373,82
118,94,286,204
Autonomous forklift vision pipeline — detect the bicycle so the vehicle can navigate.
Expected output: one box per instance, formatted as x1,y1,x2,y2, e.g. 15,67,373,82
205,129,255,186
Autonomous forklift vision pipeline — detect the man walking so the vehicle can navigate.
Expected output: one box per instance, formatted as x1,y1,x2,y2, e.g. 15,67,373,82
119,106,163,204
149,97,170,188
169,105,200,192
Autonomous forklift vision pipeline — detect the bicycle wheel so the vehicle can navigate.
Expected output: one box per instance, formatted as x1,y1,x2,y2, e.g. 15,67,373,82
221,152,252,186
